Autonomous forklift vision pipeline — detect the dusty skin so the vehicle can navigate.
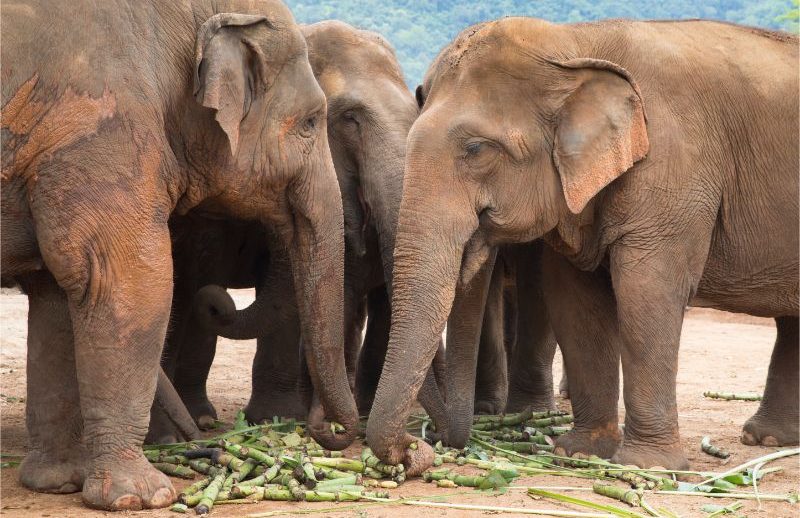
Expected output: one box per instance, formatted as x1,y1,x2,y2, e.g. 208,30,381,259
1,289,798,517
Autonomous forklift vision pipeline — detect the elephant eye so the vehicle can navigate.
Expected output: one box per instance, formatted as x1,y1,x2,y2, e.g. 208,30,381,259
300,111,322,138
465,141,483,156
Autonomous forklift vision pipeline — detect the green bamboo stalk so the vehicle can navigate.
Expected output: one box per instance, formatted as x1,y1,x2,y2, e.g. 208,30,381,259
152,462,195,479
593,482,642,507
195,469,227,515
701,436,731,460
703,391,762,401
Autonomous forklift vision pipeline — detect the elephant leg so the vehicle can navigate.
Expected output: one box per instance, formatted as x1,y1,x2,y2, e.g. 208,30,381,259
444,250,497,447
506,243,558,413
355,285,390,414
742,316,799,446
171,327,218,429
474,259,508,415
609,247,692,470
344,291,368,393
246,328,305,421
542,249,622,460
18,271,86,494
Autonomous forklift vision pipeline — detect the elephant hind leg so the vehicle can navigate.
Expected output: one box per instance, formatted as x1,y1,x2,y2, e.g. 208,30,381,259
742,316,799,446
18,271,86,494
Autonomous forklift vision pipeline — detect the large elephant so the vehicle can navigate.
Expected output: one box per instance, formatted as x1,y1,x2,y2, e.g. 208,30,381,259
367,18,798,473
150,21,430,435
1,0,358,510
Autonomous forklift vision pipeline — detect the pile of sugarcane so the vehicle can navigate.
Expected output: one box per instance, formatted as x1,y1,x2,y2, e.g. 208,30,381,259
144,414,399,515
145,409,798,516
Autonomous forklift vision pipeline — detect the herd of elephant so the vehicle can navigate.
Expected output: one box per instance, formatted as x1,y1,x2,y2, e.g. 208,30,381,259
2,0,798,511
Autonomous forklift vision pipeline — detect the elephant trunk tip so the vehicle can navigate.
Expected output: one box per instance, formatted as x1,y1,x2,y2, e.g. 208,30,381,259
193,284,237,330
306,394,359,451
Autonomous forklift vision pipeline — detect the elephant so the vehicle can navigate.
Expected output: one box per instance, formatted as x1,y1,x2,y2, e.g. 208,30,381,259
148,20,437,439
1,0,359,510
366,17,799,474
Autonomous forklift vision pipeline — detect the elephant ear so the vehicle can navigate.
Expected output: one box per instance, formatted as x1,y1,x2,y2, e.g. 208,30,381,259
549,58,649,214
193,13,273,156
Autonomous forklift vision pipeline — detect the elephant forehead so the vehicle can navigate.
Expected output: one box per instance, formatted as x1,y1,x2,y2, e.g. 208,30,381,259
317,69,347,98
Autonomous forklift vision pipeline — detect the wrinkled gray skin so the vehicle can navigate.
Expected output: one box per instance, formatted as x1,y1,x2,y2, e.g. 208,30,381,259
1,0,359,510
367,18,799,474
148,21,441,441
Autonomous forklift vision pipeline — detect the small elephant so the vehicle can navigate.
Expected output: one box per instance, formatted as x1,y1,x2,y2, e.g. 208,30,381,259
1,0,358,510
151,21,443,438
366,18,798,474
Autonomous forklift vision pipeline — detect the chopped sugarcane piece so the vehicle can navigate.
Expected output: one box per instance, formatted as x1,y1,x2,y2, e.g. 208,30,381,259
314,474,359,491
301,455,319,488
362,479,398,489
305,449,344,458
703,391,762,401
592,481,642,507
436,479,458,488
701,436,731,459
310,456,365,473
361,447,401,477
363,467,386,479
472,410,534,431
491,442,554,454
286,476,306,500
211,451,245,471
170,502,189,513
221,441,278,466
195,469,227,515
529,415,574,428
180,476,212,500
181,492,204,507
187,459,214,475
153,462,196,479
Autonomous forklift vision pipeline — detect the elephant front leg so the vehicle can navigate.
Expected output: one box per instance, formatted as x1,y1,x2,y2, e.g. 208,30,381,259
247,330,306,422
474,259,509,415
609,247,692,470
542,250,622,460
742,316,799,446
444,250,497,447
18,271,86,494
62,232,176,510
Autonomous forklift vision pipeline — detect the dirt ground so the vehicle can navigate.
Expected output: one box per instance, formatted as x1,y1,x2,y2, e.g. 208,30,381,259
1,288,798,517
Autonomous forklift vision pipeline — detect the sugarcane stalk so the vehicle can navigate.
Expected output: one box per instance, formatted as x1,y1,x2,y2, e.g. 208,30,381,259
593,482,642,507
287,476,306,500
362,479,398,489
529,415,574,428
528,488,647,518
170,503,189,513
361,447,401,477
195,469,227,515
222,440,278,466
310,456,365,473
180,476,212,502
703,391,762,401
701,436,731,460
152,462,195,479
301,455,319,489
314,474,359,491
187,459,215,475
363,467,386,479
211,451,245,471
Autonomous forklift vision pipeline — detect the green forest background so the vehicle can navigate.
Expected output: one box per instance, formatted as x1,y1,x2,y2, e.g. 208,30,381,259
285,0,799,87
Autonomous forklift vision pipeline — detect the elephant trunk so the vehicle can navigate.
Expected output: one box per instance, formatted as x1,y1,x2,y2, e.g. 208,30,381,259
192,244,293,341
285,168,358,451
366,154,477,473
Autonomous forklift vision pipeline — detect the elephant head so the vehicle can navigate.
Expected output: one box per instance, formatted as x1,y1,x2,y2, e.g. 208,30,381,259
303,21,419,285
366,18,649,470
182,5,358,450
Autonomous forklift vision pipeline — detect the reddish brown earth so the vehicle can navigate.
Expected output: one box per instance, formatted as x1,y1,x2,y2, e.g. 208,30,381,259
1,288,798,517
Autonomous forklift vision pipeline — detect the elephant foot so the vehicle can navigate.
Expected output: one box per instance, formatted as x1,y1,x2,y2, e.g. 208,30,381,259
20,448,87,494
82,453,176,510
183,398,217,430
611,441,689,471
245,394,307,423
558,374,569,399
474,398,505,415
742,412,799,446
553,423,622,460
505,393,557,414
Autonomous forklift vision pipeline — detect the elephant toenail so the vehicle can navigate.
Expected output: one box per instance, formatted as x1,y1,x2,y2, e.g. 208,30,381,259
762,436,779,446
111,494,143,511
148,487,176,508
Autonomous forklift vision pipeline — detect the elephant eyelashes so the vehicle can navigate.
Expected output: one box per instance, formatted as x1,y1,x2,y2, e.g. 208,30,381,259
465,141,483,156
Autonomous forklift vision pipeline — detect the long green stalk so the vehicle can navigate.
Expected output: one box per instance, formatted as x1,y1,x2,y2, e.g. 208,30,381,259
528,488,648,518
692,448,800,489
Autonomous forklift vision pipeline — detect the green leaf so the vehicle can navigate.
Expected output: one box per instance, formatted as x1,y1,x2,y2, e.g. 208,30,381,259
478,469,509,490
281,432,303,448
233,410,248,431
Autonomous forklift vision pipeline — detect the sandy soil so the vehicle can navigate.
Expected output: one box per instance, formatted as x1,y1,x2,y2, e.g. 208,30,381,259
1,289,798,517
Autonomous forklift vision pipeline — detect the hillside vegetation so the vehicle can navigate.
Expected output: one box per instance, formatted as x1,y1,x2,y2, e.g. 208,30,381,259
287,0,798,86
